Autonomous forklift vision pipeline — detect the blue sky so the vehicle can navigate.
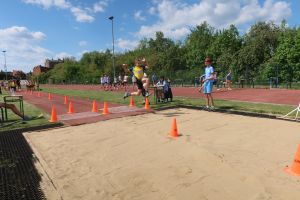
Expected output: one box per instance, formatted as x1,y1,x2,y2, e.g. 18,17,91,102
0,0,299,72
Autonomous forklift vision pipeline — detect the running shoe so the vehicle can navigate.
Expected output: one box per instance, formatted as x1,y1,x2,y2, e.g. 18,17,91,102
123,92,131,99
145,91,151,97
22,115,32,121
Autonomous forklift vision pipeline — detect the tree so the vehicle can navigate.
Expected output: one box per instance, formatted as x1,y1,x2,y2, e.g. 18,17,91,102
273,27,300,83
234,22,281,82
184,22,215,69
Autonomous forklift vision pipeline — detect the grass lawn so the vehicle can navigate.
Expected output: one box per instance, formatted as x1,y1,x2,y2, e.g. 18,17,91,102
0,93,55,132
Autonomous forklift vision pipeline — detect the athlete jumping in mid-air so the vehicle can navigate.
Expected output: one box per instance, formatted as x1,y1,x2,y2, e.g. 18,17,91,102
122,57,150,102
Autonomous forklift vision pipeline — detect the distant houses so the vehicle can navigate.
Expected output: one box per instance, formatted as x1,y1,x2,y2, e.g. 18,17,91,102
12,70,26,79
33,58,64,76
0,58,64,80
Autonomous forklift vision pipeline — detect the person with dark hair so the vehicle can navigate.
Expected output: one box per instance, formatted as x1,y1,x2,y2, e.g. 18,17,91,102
156,76,165,102
200,57,215,109
16,79,21,91
152,73,157,86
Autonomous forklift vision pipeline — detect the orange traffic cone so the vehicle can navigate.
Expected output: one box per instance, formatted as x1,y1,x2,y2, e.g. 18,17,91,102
64,96,68,105
92,100,97,112
102,102,109,115
68,101,74,114
285,144,300,176
129,96,135,107
48,93,52,100
37,92,41,97
144,97,150,110
49,106,57,122
170,118,179,137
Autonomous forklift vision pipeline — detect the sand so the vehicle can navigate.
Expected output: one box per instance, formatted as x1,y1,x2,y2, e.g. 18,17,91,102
25,108,300,200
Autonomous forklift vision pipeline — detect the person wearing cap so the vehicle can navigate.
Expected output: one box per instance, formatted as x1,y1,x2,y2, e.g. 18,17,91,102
200,57,215,109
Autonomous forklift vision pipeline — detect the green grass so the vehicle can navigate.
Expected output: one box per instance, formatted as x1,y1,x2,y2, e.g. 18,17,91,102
0,93,54,132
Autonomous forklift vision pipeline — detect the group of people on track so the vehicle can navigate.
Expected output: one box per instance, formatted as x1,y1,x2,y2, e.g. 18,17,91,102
121,56,232,109
2,56,230,121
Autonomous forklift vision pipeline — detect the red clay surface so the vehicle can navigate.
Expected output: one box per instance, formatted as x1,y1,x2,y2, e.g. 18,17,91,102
19,90,153,126
42,84,300,106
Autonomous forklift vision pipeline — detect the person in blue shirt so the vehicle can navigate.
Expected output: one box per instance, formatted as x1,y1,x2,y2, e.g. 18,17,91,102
200,57,215,109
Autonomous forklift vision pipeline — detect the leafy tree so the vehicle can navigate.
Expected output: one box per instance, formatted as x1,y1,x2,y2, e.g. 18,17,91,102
234,22,281,82
185,22,215,69
273,27,300,83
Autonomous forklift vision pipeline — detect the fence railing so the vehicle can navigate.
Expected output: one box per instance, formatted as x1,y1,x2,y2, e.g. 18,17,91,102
42,78,300,89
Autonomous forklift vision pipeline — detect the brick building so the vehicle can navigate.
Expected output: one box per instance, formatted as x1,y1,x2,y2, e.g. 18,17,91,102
12,70,26,79
32,58,64,75
33,65,49,76
45,58,64,68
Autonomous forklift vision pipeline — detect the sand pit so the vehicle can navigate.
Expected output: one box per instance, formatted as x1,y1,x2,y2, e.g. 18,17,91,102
25,108,300,200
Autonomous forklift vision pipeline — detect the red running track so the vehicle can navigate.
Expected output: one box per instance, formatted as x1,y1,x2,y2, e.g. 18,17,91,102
42,84,300,106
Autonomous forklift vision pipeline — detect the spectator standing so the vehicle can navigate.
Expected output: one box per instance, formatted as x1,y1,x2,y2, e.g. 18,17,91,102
226,69,232,90
152,73,157,86
131,74,137,90
201,57,215,109
123,74,129,91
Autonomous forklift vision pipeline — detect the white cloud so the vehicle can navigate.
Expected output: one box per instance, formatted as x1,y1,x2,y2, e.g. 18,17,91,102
116,38,139,50
78,41,88,47
235,0,291,25
22,0,109,23
134,10,146,21
71,7,94,23
55,52,74,59
93,0,108,13
0,26,52,72
138,0,291,39
22,0,71,9
148,6,156,15
76,50,89,59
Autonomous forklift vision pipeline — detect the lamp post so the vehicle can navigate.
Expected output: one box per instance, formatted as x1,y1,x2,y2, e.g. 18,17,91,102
276,64,279,88
2,50,7,81
108,16,115,80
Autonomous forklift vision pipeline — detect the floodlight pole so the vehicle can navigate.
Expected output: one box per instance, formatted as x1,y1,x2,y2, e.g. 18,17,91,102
108,16,115,79
2,50,7,81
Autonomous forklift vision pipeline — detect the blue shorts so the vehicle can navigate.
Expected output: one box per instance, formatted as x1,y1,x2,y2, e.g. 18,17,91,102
203,81,213,94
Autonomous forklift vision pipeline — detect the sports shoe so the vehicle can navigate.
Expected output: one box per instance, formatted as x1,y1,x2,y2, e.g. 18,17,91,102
142,101,150,105
145,91,151,97
123,92,131,99
22,115,32,121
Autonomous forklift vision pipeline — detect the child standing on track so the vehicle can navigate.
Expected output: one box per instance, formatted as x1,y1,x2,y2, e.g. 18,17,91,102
200,57,215,109
122,57,150,102
226,69,232,90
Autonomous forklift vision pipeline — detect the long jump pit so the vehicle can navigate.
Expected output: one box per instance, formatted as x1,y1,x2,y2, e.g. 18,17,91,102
25,108,300,200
